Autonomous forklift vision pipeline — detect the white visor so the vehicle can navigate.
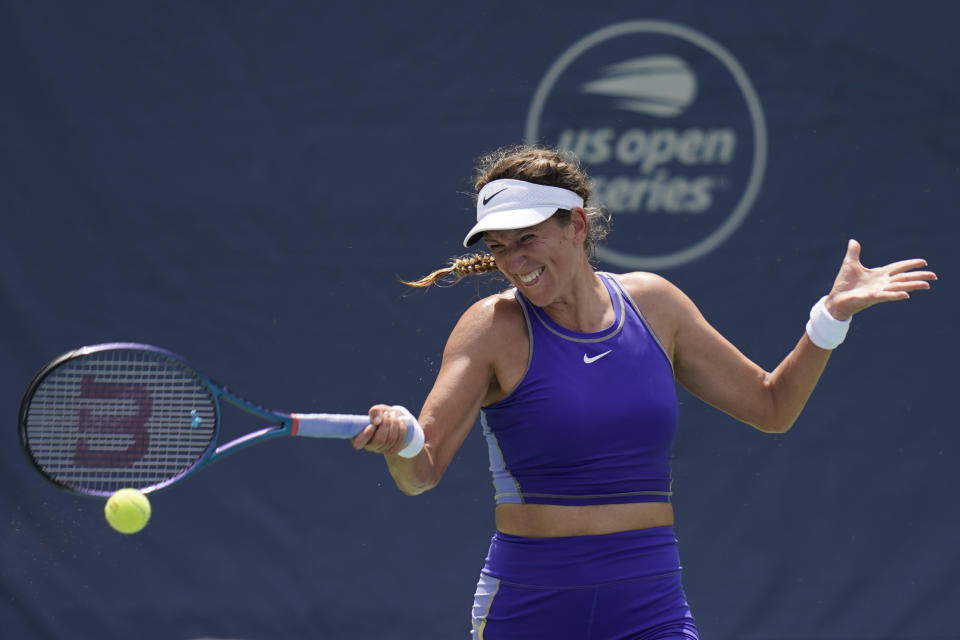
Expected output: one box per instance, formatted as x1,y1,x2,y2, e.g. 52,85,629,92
463,179,584,247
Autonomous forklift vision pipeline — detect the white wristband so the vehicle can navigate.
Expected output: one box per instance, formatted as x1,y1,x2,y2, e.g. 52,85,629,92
805,296,850,350
391,405,425,458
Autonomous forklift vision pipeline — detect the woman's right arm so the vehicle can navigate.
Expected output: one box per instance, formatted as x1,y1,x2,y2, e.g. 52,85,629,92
351,296,505,495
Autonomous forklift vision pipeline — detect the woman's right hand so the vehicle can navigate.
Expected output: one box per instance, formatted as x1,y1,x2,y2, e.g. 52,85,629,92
351,404,413,456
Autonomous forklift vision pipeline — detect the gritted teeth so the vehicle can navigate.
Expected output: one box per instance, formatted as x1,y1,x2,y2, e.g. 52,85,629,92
519,266,544,284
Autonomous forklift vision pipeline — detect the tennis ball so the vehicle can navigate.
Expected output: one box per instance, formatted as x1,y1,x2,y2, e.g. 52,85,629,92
104,488,151,534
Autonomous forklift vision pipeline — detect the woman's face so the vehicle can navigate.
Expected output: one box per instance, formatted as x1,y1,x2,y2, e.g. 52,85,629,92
483,209,588,306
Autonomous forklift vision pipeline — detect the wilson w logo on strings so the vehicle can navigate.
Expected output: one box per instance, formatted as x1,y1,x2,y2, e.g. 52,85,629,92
75,376,153,468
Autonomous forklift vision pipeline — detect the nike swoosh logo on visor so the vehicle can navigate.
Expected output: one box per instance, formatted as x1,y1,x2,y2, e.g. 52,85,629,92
482,188,508,205
583,350,612,364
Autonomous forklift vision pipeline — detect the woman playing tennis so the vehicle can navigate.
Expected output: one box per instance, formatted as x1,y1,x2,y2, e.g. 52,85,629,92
351,146,936,639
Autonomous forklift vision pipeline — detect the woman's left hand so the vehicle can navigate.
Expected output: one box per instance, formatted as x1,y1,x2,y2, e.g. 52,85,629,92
825,239,937,321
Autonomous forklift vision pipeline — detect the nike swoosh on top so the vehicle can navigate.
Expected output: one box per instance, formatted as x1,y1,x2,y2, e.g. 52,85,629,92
482,188,508,206
583,350,612,364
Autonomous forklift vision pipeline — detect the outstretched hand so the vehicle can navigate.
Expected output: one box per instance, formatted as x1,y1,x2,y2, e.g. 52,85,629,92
825,239,936,321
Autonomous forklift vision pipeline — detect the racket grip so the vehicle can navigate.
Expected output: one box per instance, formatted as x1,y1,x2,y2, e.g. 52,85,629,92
292,413,369,439
291,407,425,458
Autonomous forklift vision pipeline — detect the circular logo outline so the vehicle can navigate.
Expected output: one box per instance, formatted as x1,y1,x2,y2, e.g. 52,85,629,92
525,20,767,270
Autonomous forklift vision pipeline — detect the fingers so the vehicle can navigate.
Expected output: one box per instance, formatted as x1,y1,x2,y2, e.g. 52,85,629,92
885,261,936,296
886,279,934,294
872,290,911,301
884,258,930,275
351,404,409,455
845,238,862,263
890,269,937,283
842,241,934,277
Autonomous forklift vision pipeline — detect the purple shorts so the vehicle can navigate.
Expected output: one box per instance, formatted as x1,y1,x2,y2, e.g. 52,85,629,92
471,526,698,639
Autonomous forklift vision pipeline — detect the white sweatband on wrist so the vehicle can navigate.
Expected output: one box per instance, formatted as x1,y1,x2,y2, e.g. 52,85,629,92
806,296,851,350
391,405,425,458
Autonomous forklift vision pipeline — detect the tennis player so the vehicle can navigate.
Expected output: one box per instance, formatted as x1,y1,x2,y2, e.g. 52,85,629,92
351,146,935,639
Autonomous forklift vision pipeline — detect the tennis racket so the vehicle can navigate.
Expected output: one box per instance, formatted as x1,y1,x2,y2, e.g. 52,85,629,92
19,343,424,497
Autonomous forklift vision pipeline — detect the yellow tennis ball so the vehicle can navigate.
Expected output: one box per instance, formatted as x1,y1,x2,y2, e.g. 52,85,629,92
104,488,151,534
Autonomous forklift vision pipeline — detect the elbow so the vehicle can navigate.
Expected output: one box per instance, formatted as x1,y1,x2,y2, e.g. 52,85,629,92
390,455,443,496
751,406,798,434
754,419,795,434
747,400,797,433
397,477,439,496
752,377,798,434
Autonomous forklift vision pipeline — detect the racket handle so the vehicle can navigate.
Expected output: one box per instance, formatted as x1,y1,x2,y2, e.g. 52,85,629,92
291,406,425,458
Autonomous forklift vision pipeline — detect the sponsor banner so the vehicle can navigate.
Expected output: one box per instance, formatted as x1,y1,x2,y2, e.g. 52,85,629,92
526,21,767,269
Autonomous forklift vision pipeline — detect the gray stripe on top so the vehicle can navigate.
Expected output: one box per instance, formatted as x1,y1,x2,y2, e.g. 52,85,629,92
603,273,674,373
481,411,523,504
526,275,626,343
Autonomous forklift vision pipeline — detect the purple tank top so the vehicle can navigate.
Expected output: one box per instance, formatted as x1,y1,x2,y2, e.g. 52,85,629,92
480,273,678,506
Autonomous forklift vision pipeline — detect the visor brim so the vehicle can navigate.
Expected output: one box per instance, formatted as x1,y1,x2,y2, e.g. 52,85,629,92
462,207,559,247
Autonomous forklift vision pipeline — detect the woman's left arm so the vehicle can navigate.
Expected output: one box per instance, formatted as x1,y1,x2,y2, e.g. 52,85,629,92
664,240,936,433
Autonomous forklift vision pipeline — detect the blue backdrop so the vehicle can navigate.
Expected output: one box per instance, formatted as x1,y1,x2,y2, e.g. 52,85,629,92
1,2,957,638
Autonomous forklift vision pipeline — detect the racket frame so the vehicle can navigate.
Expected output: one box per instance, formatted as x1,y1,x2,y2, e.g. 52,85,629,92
19,343,356,496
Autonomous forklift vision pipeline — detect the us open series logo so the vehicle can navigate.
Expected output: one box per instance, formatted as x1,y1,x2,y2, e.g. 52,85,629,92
525,21,767,269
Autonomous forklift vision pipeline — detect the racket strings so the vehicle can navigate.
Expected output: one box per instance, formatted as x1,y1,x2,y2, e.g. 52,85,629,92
24,349,217,494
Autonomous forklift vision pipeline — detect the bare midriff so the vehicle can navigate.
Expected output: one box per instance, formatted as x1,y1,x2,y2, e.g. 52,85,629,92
495,501,674,538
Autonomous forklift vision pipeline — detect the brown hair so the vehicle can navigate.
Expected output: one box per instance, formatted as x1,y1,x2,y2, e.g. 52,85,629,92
403,145,609,288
